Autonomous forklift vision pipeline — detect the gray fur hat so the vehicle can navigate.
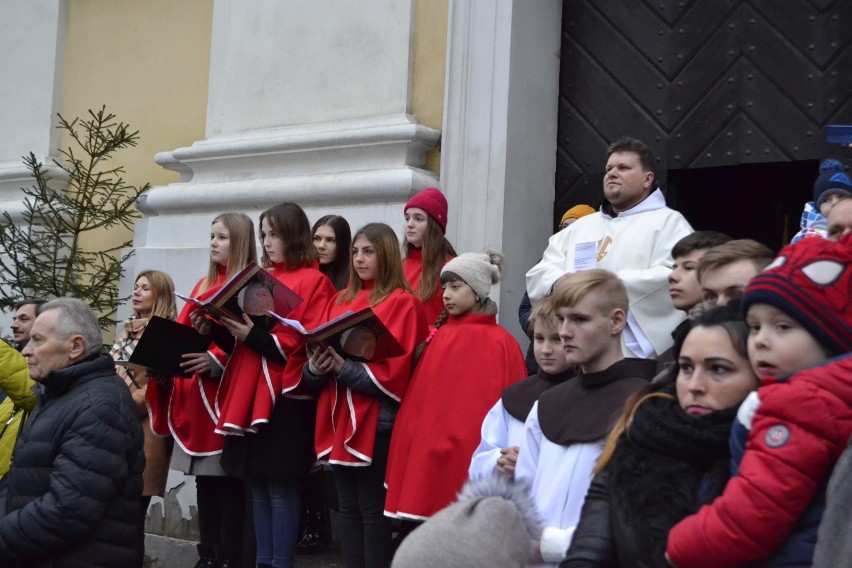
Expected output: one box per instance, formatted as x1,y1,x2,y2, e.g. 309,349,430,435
441,251,504,301
391,474,541,568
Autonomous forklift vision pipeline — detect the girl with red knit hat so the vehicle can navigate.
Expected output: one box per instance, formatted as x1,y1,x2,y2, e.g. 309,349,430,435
402,187,457,323
304,222,428,568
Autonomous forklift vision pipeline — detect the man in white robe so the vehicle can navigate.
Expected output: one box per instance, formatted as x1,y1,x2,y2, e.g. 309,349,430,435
526,136,693,359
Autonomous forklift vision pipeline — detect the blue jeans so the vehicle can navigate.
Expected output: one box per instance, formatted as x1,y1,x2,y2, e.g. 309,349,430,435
248,473,300,568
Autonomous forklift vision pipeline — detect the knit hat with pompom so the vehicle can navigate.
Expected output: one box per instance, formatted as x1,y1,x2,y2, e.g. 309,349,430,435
441,251,504,300
813,159,852,209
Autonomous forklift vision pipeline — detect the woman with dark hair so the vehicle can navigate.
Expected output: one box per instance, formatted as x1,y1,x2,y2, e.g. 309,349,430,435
300,219,351,553
305,222,429,568
560,304,759,568
312,214,352,291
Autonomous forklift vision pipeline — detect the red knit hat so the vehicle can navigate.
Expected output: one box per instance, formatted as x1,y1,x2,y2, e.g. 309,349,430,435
405,187,448,234
741,233,852,355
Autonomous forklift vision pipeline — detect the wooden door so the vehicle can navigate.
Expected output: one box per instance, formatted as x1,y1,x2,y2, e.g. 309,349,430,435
555,0,852,244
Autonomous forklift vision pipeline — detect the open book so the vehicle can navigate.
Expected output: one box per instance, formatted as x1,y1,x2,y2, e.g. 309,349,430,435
175,261,303,322
268,306,404,361
122,316,212,378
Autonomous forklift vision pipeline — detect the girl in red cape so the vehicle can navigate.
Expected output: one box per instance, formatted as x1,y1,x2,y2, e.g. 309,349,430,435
402,187,457,324
384,251,527,533
304,222,428,568
146,212,256,568
208,203,336,568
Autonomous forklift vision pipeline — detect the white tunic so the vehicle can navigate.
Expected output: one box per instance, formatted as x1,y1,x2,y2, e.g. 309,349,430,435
468,399,527,479
525,189,692,358
516,401,603,566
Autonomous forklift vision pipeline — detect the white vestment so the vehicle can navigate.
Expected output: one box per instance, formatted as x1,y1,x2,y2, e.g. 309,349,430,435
515,401,603,566
468,399,527,479
525,189,692,358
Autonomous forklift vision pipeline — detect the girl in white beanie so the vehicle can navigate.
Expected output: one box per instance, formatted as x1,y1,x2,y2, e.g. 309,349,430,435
384,251,528,541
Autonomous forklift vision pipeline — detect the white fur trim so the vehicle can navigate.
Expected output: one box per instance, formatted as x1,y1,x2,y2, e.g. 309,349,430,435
540,525,575,563
737,391,761,431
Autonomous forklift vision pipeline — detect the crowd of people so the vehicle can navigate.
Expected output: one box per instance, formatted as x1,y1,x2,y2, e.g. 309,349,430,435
0,136,849,568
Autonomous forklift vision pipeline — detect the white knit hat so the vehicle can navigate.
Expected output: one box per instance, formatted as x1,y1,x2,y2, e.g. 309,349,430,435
441,251,503,300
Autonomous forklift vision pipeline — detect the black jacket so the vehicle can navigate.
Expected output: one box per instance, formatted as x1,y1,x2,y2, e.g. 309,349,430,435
0,354,145,567
560,396,734,568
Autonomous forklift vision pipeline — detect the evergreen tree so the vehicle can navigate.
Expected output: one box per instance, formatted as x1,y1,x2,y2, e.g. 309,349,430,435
0,106,150,332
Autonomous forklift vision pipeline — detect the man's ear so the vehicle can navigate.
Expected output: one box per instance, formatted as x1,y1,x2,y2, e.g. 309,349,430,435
643,170,655,190
610,308,627,335
68,335,87,360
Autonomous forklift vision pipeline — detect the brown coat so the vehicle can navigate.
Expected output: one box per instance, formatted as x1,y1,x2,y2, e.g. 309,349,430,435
111,319,170,497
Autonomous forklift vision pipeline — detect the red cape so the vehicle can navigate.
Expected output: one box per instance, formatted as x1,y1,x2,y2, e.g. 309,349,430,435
147,272,230,455
214,264,335,434
402,249,452,325
314,284,428,465
384,313,527,519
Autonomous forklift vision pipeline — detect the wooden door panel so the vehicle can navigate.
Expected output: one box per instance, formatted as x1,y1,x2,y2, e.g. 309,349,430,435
555,0,852,227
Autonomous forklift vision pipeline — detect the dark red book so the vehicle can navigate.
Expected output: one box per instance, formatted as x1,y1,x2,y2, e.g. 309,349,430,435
268,306,404,360
175,261,303,322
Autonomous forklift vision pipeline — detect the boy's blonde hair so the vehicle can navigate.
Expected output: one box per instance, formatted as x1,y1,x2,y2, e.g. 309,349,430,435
528,300,559,333
550,269,628,316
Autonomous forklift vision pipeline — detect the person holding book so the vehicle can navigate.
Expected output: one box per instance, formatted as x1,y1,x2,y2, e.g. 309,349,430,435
304,222,429,568
313,214,352,291
110,270,177,526
383,251,527,535
302,215,352,554
147,212,256,568
211,202,336,568
402,187,457,323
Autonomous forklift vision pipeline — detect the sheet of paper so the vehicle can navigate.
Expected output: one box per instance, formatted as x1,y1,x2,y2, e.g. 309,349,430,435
573,241,597,272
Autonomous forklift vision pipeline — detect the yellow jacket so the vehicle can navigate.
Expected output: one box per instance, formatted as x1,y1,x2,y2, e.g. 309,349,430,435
0,340,36,478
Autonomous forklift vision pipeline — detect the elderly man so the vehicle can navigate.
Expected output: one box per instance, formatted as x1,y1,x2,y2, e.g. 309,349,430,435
0,298,144,567
526,136,693,358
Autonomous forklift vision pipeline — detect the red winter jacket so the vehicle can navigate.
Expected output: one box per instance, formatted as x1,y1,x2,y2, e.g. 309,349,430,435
667,354,852,567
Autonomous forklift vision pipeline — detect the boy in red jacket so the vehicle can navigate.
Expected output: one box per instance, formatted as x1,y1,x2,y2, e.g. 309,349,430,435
666,234,852,567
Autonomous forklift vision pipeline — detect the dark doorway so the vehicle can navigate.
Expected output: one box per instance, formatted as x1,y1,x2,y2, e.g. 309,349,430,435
667,161,818,252
555,0,852,236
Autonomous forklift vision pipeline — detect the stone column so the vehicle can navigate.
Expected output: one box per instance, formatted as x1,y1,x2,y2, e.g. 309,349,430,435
0,0,68,220
441,0,562,341
132,0,439,296
0,0,67,330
